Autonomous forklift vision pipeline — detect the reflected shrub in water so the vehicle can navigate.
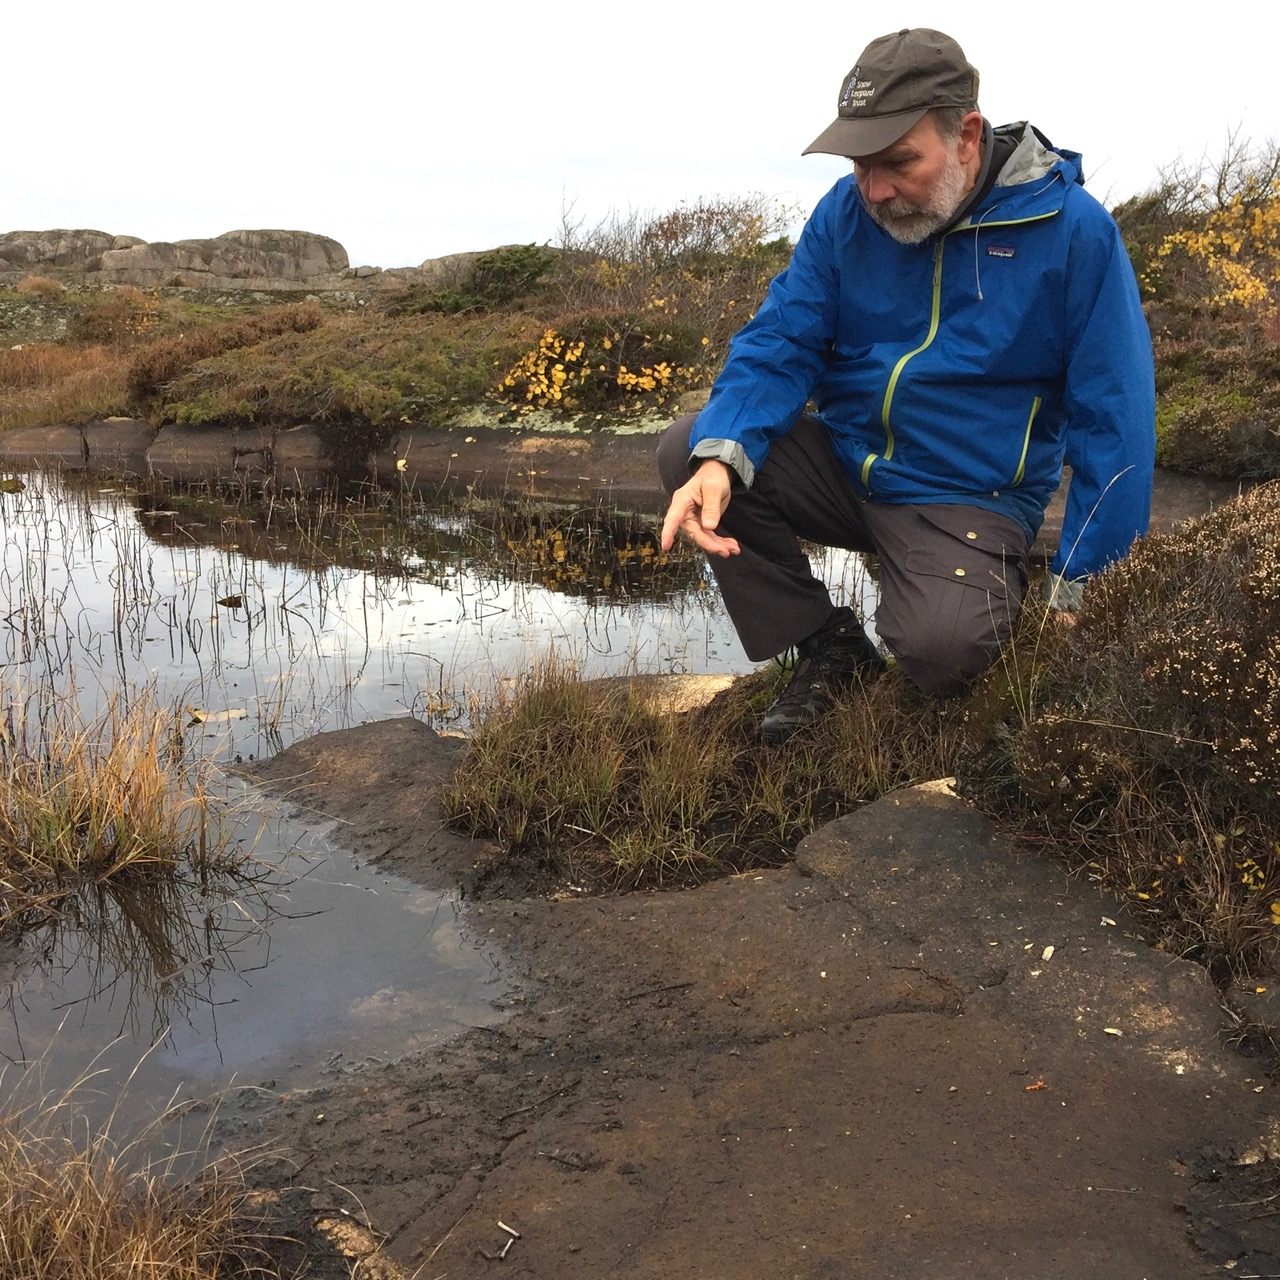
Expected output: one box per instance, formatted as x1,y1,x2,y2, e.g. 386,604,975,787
476,502,707,599
0,686,235,926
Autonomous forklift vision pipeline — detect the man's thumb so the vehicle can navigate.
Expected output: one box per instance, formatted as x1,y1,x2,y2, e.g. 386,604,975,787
700,487,722,529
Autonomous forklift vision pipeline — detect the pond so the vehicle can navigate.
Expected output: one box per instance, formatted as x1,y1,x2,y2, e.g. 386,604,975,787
0,470,875,1133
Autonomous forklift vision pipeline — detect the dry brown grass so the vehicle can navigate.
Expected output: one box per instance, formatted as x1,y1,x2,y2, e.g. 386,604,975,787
16,274,65,302
0,342,132,429
0,684,237,928
0,1070,281,1279
441,652,964,891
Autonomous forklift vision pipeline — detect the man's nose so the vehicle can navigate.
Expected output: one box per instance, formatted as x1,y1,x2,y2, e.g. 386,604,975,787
860,167,897,204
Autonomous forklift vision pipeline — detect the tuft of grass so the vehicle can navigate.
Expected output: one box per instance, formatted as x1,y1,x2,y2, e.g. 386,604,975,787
0,1067,282,1279
441,652,963,891
0,685,237,928
16,274,65,302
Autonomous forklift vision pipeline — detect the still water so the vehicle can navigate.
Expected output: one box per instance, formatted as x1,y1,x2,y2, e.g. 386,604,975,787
0,471,873,1127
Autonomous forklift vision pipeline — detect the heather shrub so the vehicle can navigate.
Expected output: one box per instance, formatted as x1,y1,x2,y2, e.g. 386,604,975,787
401,242,560,314
1154,342,1280,477
126,300,324,402
159,309,532,430
958,481,1280,972
65,286,158,346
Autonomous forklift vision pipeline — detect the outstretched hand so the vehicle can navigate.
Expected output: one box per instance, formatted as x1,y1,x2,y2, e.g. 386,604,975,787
659,459,741,558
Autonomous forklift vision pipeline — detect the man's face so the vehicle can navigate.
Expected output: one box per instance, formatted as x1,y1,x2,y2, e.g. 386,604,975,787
852,112,981,245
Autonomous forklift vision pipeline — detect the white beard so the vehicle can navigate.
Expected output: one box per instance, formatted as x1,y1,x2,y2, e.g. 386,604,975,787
865,142,972,245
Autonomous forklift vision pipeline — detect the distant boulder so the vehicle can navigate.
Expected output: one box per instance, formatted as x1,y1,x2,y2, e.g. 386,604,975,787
97,229,350,289
1,228,351,290
0,229,145,272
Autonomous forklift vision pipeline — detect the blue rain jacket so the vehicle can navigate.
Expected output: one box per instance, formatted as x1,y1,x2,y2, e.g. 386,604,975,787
689,124,1155,580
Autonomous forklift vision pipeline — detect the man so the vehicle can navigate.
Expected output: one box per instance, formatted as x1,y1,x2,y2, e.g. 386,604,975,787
658,27,1155,743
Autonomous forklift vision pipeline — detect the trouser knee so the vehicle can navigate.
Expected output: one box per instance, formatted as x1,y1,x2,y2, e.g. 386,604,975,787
880,618,1011,698
657,414,699,495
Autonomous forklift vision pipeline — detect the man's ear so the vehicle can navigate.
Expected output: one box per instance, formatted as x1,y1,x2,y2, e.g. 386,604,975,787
957,111,984,164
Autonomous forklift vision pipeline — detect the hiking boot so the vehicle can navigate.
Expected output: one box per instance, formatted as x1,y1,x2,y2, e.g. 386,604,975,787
761,609,884,744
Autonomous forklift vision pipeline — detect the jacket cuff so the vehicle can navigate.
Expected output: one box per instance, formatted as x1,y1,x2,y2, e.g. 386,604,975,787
690,439,755,488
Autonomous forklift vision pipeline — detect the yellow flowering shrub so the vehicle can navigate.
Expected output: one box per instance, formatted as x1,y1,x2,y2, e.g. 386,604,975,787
496,314,711,415
1153,180,1280,319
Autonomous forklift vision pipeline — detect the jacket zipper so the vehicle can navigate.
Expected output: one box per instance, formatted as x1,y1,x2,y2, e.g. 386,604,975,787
860,208,1059,493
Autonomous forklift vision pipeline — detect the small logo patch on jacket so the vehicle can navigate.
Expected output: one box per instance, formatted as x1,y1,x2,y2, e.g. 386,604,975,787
986,245,1017,259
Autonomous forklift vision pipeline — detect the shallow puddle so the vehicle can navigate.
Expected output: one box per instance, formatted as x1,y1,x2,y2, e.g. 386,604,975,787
0,470,874,1126
2,793,509,1133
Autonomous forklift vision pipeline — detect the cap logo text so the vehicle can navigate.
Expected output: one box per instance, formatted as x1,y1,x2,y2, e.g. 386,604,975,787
840,68,876,112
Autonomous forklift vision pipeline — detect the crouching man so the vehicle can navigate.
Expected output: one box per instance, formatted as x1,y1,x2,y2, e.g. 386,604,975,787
658,26,1155,742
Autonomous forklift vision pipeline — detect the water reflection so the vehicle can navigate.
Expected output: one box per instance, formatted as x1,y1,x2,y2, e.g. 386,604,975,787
0,473,744,763
1,794,510,1134
0,469,875,1130
8,858,277,1043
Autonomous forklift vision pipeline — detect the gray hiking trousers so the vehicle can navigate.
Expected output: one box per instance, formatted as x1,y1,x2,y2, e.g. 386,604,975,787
657,413,1030,697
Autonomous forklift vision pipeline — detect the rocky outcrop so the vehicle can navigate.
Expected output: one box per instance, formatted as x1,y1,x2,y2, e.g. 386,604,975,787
97,230,349,289
1,228,352,291
0,229,145,272
0,229,526,293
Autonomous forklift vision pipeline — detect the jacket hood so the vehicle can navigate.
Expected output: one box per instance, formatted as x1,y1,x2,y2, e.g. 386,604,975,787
993,121,1083,188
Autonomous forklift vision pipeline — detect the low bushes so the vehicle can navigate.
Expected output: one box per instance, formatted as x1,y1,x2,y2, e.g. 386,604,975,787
959,480,1280,972
157,308,535,431
1154,341,1280,478
127,301,324,404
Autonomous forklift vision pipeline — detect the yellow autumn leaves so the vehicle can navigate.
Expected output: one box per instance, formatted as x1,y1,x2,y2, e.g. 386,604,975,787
1151,179,1280,314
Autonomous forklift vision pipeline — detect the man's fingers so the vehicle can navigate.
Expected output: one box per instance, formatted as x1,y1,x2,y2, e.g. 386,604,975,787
660,465,736,555
659,496,693,551
699,486,723,530
681,516,740,558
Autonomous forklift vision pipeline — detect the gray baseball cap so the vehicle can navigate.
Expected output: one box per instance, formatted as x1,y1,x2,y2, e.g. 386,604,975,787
803,28,980,158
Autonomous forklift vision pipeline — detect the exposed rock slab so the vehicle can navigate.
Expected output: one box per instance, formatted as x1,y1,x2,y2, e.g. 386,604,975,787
83,417,158,476
0,424,87,469
240,721,1279,1279
147,423,274,484
97,229,349,290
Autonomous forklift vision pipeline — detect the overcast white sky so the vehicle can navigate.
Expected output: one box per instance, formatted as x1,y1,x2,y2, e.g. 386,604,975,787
9,2,1279,270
